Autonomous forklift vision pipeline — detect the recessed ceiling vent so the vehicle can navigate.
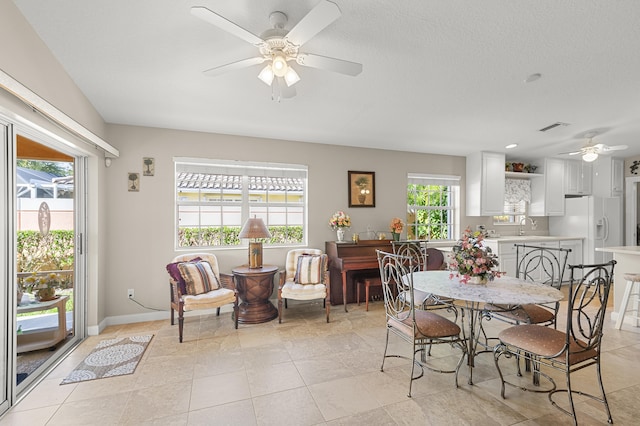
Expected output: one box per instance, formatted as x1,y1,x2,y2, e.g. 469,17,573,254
539,122,570,132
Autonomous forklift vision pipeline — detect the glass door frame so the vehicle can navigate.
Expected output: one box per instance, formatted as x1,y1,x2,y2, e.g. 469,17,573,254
8,122,87,402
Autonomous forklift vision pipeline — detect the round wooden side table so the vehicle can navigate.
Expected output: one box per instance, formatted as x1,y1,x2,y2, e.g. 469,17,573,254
232,265,278,324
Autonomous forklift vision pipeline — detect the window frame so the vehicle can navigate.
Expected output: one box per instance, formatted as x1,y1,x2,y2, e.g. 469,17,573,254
406,173,460,241
174,158,307,249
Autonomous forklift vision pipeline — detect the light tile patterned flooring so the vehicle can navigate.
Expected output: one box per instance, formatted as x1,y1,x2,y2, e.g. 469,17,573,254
2,297,640,425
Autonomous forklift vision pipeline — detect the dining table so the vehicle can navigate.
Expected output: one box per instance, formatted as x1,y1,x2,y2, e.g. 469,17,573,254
411,270,564,385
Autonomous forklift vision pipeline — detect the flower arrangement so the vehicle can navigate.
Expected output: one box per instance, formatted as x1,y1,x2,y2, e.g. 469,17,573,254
24,272,61,300
449,227,503,284
329,211,351,229
389,217,404,233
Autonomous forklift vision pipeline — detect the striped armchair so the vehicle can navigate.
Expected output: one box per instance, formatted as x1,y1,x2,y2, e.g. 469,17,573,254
278,249,330,323
166,253,238,342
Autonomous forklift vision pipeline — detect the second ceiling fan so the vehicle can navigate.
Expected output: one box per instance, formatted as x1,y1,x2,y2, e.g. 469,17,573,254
561,138,628,162
191,0,363,99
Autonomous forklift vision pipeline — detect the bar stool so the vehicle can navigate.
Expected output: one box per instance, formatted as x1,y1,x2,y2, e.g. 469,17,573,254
615,273,640,330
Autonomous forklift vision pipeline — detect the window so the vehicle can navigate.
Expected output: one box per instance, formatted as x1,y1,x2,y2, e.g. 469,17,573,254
175,158,307,248
493,200,526,225
406,174,460,241
494,178,529,224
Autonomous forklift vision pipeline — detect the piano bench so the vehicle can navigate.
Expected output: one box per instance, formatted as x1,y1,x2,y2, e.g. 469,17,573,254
356,276,382,311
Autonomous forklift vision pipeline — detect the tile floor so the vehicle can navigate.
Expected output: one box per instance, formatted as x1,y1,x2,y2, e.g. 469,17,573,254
1,297,639,425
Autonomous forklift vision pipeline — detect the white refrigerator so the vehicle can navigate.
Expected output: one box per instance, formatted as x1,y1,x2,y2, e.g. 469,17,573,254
549,196,622,264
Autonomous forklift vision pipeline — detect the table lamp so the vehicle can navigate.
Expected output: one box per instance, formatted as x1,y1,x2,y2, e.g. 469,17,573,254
238,217,272,269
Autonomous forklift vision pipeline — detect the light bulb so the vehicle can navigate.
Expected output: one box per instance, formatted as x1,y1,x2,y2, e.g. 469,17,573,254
257,65,274,86
272,52,288,77
582,152,598,162
284,67,300,87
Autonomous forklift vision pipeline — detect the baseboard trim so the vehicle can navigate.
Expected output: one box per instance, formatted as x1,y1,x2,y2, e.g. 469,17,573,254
89,305,236,335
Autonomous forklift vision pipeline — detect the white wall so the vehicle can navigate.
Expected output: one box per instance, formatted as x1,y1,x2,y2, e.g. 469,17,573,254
104,124,476,318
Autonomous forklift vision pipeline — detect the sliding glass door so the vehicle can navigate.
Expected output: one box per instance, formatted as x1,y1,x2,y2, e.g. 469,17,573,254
14,131,84,392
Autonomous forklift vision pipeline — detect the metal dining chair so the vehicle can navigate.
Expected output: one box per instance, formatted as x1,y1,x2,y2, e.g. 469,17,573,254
493,260,616,425
376,250,466,397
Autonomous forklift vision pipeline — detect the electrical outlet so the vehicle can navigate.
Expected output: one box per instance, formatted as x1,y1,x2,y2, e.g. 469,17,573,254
127,289,134,299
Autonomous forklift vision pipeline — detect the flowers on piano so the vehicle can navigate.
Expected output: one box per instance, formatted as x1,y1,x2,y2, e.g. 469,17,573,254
389,217,404,233
449,227,503,284
329,211,351,229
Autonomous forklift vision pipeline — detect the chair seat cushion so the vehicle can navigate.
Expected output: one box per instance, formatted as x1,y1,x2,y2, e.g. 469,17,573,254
485,303,555,324
281,281,326,300
389,310,461,339
183,287,235,311
498,324,597,365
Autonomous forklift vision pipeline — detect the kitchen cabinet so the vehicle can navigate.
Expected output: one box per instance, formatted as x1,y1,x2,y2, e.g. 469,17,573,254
564,160,592,196
530,158,565,216
593,157,624,197
466,151,505,216
560,239,583,270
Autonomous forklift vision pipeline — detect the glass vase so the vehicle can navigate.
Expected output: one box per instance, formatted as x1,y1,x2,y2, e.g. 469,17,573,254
468,276,488,285
336,228,345,242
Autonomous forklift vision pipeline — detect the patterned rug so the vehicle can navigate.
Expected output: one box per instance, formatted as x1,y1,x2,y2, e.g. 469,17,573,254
61,335,153,385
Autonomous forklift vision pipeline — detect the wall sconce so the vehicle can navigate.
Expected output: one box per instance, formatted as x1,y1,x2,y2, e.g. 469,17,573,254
238,217,272,269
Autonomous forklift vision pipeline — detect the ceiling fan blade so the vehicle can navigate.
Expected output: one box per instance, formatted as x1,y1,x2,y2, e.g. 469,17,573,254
558,150,583,155
602,144,628,152
203,57,266,77
191,6,264,47
296,53,362,76
285,0,341,47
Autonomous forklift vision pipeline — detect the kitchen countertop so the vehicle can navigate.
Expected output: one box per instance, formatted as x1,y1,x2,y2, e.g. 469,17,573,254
595,246,640,254
484,235,584,243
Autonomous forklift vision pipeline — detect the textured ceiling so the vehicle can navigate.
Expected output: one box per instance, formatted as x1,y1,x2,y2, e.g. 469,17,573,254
12,0,640,160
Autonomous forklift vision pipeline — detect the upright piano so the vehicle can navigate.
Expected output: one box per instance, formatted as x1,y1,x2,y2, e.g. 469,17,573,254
326,240,393,311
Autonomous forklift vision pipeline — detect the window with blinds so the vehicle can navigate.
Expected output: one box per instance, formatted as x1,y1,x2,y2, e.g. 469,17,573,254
175,158,307,248
406,173,460,241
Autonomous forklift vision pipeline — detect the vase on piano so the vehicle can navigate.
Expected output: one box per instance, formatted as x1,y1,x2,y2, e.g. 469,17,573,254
336,228,345,242
391,232,400,241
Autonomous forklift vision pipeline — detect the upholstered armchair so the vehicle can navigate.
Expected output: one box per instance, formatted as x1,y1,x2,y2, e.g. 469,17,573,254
278,249,330,323
166,253,238,342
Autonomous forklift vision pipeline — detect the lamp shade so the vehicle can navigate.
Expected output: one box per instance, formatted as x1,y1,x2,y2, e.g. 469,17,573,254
238,217,272,239
582,152,598,162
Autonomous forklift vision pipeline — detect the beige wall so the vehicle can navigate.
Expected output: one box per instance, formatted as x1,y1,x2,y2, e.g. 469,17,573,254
1,0,109,331
105,124,476,317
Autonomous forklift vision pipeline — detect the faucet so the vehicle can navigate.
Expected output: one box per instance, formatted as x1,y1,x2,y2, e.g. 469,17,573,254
519,217,537,236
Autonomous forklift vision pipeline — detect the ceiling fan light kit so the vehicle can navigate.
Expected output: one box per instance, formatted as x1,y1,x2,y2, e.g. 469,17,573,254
560,137,628,162
191,0,362,98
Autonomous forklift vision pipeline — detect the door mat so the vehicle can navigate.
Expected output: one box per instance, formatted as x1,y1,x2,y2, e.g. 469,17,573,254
61,335,153,385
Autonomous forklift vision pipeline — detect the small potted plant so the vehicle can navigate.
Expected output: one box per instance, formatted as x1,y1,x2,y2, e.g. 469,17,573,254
389,217,404,241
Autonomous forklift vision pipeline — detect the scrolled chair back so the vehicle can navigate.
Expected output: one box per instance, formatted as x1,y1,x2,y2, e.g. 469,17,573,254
565,260,616,355
376,250,415,319
515,244,571,289
391,240,428,272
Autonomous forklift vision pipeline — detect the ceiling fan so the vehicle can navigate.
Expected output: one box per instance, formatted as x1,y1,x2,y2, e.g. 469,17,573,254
561,138,628,162
191,0,363,99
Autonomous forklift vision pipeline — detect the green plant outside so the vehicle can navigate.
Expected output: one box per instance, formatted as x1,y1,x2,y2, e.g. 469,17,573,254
407,184,451,240
179,225,303,247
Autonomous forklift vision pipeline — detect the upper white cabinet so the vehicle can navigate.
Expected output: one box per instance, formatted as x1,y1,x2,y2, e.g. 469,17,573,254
592,157,624,197
564,160,592,196
530,158,565,216
466,152,505,216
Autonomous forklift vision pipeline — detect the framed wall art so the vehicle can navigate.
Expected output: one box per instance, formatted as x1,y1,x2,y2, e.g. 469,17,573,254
143,157,155,176
348,171,375,207
128,172,140,192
